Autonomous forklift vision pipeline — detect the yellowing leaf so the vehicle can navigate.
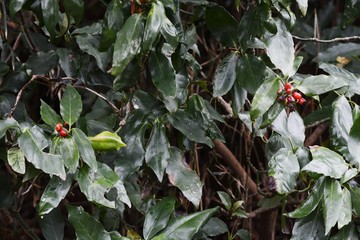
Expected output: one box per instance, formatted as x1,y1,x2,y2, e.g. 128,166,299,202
88,131,126,151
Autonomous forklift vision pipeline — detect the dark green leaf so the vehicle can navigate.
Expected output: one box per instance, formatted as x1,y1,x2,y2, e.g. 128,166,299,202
260,101,285,129
341,0,360,28
213,52,238,97
40,100,62,128
160,17,179,48
287,177,325,218
167,110,213,147
330,223,358,240
290,208,326,240
111,14,143,76
7,147,25,174
64,0,84,24
18,129,66,179
9,0,27,17
322,178,342,235
132,90,166,116
231,80,247,116
268,148,299,194
72,128,97,172
58,137,79,173
149,52,177,97
160,207,218,240
205,5,238,46
57,48,81,78
60,85,82,126
38,175,72,215
166,147,203,207
143,197,176,240
297,75,348,96
250,76,281,121
217,191,232,211
41,0,61,37
113,61,140,91
350,187,360,216
236,229,250,240
145,120,170,181
67,205,111,240
199,217,228,237
318,43,360,62
39,208,65,240
25,51,59,75
143,1,165,51
348,115,360,166
337,187,352,229
303,147,348,179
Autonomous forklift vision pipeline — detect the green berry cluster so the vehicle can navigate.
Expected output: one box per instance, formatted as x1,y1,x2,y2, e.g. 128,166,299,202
277,83,306,112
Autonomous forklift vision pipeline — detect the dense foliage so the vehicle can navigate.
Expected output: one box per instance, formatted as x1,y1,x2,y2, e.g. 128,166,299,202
2,0,360,239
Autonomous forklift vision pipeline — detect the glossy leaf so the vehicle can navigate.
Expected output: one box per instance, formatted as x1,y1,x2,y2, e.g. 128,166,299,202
25,51,59,75
143,1,165,51
260,101,285,129
88,131,126,152
330,96,352,162
111,14,143,76
340,168,357,184
217,191,232,211
166,147,203,207
18,129,66,180
271,110,305,148
38,175,73,215
149,52,176,97
297,75,348,96
160,207,218,240
231,80,247,116
41,0,61,37
290,208,326,240
350,187,360,216
39,208,65,240
145,120,170,181
67,205,111,240
264,20,295,76
160,17,179,48
7,147,25,174
72,128,97,172
167,110,213,147
347,116,360,166
250,76,280,121
0,118,19,139
143,197,175,240
64,0,84,24
58,137,79,174
330,223,358,240
60,85,82,127
213,52,238,97
199,217,228,237
40,100,62,128
303,147,348,179
296,0,308,16
322,178,342,235
268,148,299,194
337,187,352,229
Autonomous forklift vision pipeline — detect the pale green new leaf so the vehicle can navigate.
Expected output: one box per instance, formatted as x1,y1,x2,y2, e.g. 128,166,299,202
60,85,82,126
297,75,348,96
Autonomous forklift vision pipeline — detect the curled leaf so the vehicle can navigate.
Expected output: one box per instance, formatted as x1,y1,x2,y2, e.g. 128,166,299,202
88,131,126,151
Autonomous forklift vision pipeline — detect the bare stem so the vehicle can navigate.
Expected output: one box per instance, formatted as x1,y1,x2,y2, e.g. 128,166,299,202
293,35,360,43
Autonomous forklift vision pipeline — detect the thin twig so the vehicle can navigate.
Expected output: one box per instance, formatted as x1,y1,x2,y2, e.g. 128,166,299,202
293,35,360,43
8,208,41,240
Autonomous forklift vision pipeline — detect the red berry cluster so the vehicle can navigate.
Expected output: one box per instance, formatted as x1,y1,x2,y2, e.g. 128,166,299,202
277,83,306,111
55,123,67,138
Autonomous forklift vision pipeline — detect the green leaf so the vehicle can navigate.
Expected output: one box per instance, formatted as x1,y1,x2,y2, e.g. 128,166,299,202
297,75,348,97
38,175,73,215
330,223,358,240
143,197,176,240
287,177,325,218
347,116,360,166
350,187,360,216
111,14,143,76
260,101,285,129
330,96,352,162
236,54,268,94
142,1,165,51
340,168,357,184
149,52,176,97
250,76,280,121
41,0,61,37
88,131,126,152
145,120,170,182
217,191,232,211
60,85,82,126
337,187,352,229
213,52,238,97
290,208,326,240
322,178,342,235
167,110,213,147
268,148,299,194
296,0,308,16
303,147,348,179
166,147,203,207
40,100,62,128
64,0,84,24
39,208,65,240
58,137,79,174
72,128,97,172
67,205,111,240
199,217,228,237
264,20,295,76
25,51,59,75
271,110,305,148
231,81,247,116
9,0,27,17
7,147,25,174
18,129,66,179
342,0,360,28
205,5,238,46
160,207,218,240
57,48,80,78
160,17,179,48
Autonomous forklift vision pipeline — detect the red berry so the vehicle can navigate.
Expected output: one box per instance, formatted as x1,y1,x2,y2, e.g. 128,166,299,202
292,92,302,100
55,123,63,132
284,83,292,90
298,98,306,105
59,129,67,138
287,96,295,103
285,88,292,94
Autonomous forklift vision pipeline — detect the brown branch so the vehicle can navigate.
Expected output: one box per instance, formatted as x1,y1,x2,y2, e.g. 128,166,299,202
304,123,328,147
293,35,360,43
